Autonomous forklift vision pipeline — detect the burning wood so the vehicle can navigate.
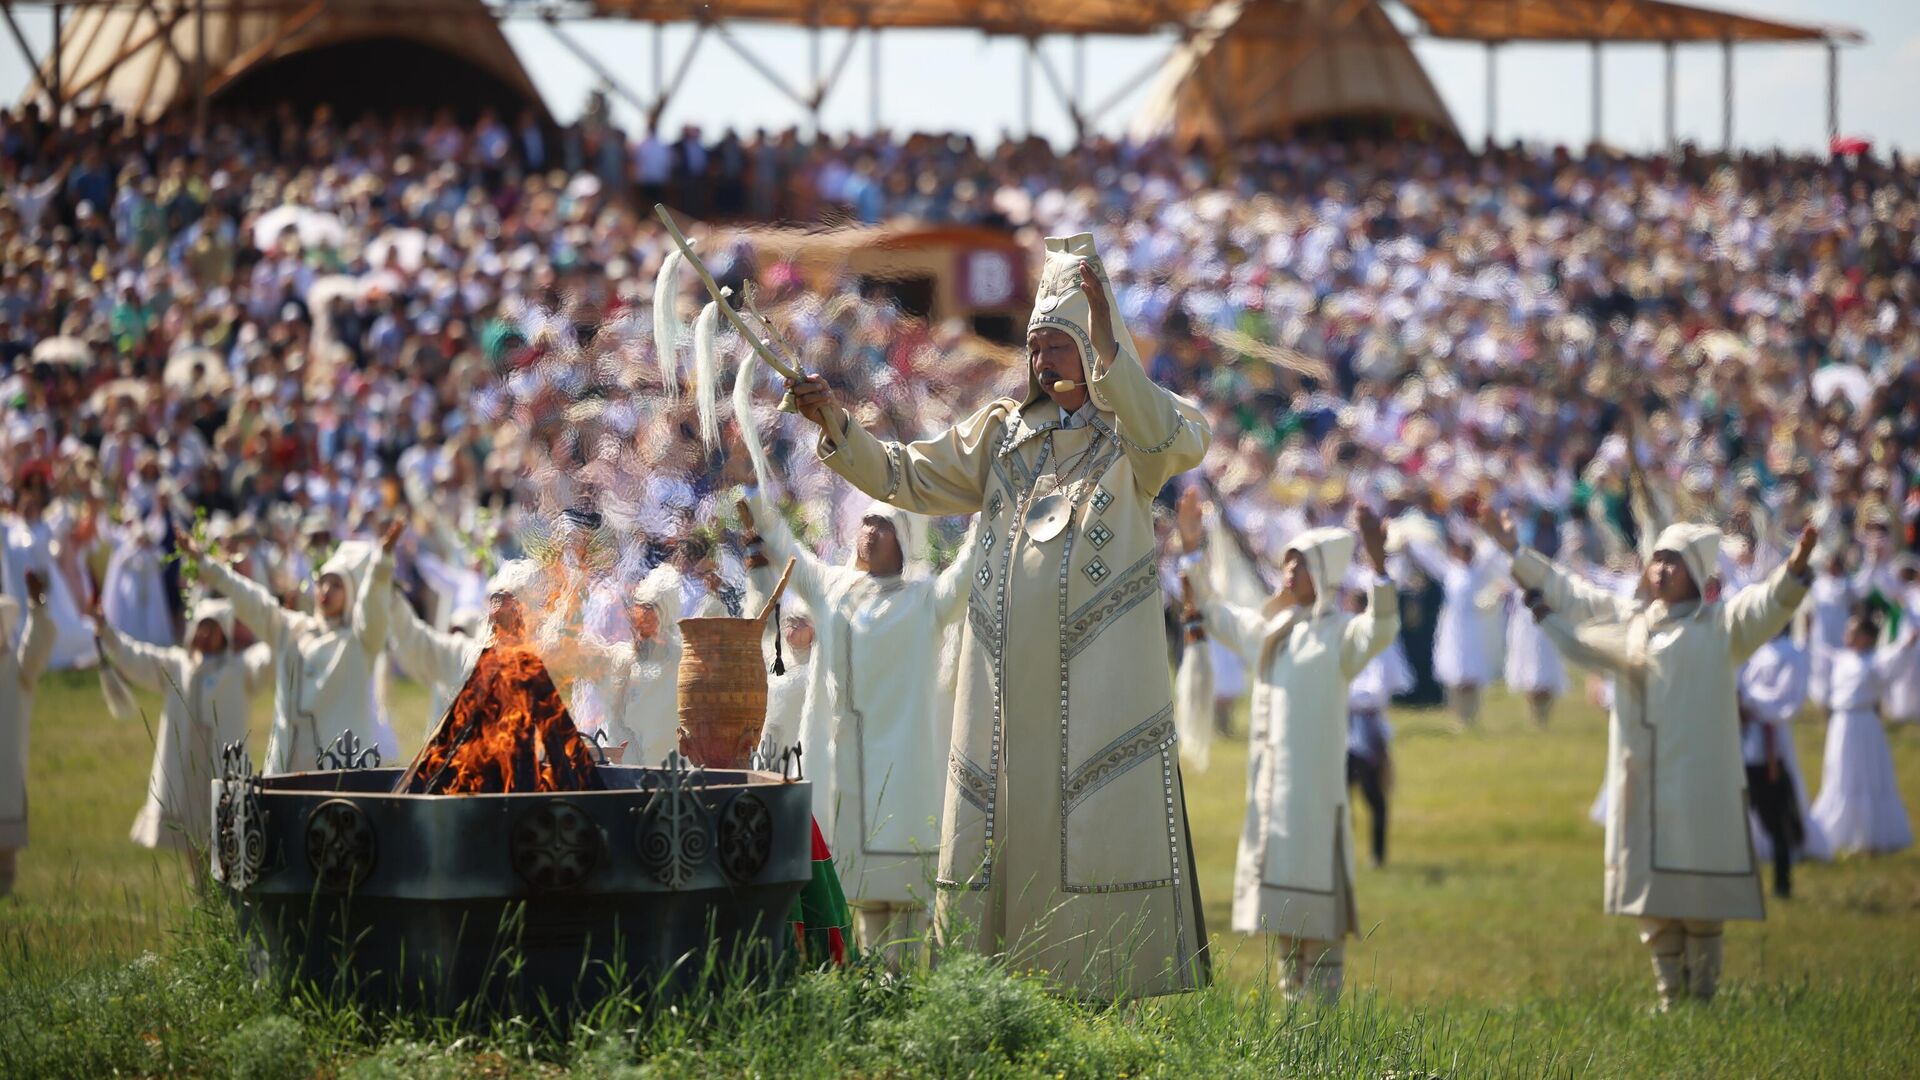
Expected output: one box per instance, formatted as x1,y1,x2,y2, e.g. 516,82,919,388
394,646,605,795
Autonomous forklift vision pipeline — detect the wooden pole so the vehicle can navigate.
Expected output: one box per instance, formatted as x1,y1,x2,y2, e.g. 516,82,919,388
50,2,61,121
1722,39,1733,152
194,0,208,145
1590,40,1602,151
1826,41,1838,146
1484,41,1497,150
1663,41,1675,152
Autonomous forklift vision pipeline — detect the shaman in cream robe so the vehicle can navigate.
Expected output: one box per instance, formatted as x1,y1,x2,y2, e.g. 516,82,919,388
201,545,396,775
816,349,1210,998
1519,547,1807,921
747,495,976,906
0,595,54,850
1190,534,1398,942
100,618,272,851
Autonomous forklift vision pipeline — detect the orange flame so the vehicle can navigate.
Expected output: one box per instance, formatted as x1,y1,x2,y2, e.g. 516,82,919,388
395,646,604,795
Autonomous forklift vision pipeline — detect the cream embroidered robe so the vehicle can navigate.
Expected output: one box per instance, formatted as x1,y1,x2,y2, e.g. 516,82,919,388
816,347,1211,999
1190,545,1398,942
1519,549,1807,921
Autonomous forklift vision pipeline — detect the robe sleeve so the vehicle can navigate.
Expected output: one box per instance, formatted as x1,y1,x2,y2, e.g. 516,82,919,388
816,399,1008,516
97,621,175,694
747,493,854,619
1185,548,1269,661
1340,579,1401,677
199,554,293,647
1085,347,1210,496
386,587,474,691
1537,611,1639,676
931,522,983,628
1722,566,1810,664
1510,547,1637,626
354,554,396,660
17,598,56,688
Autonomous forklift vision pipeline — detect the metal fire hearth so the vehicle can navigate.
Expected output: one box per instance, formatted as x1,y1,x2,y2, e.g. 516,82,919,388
212,744,811,1017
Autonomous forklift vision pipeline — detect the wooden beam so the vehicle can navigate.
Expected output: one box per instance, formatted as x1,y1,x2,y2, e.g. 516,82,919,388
198,0,324,100
0,2,51,105
650,22,708,127
541,13,651,117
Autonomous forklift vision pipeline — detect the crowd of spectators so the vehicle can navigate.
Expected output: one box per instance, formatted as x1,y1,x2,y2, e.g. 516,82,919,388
3,100,1917,667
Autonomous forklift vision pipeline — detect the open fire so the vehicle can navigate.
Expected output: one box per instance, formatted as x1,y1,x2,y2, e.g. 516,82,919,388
395,646,605,795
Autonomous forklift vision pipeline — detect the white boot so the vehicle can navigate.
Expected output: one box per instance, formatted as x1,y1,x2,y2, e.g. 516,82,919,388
1685,931,1723,1003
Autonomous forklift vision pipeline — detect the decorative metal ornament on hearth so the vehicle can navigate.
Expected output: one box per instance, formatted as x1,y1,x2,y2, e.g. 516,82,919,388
316,729,382,771
633,751,712,888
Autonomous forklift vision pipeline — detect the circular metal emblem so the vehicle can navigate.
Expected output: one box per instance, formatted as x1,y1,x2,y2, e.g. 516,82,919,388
305,799,377,892
716,792,773,884
512,801,602,891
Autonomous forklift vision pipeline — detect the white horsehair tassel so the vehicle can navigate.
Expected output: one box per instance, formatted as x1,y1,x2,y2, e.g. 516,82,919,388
732,348,777,493
652,245,688,401
692,298,725,452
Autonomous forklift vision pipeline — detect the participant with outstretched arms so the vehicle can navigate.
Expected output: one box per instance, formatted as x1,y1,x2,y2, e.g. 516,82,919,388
180,521,404,775
786,235,1212,998
736,493,977,969
1177,491,1398,1005
1489,507,1815,1011
99,597,272,855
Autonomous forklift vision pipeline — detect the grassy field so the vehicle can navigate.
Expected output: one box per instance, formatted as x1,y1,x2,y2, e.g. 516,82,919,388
3,670,1918,1077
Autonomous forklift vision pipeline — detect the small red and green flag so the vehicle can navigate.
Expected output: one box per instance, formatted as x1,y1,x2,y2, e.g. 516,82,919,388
788,817,855,967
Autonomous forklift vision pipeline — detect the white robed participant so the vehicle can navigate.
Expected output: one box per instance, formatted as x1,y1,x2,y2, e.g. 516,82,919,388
1178,496,1397,1005
183,522,403,775
1808,611,1914,856
99,512,175,647
3,480,95,670
99,599,272,852
0,571,55,895
535,564,686,767
1804,555,1854,709
1494,511,1815,1010
1504,584,1568,727
385,560,541,730
739,493,977,964
1406,528,1505,727
787,236,1212,999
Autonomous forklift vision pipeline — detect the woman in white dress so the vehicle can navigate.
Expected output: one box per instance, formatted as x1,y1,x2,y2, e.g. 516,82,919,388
1809,611,1914,856
99,598,272,855
3,472,95,670
1504,584,1569,728
1406,528,1506,728
100,509,176,647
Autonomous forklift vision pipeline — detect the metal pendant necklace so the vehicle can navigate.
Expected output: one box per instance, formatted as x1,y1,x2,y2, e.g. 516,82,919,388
1023,431,1105,543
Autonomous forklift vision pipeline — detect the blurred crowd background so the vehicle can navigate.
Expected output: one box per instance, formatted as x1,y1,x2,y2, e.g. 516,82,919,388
3,103,1917,694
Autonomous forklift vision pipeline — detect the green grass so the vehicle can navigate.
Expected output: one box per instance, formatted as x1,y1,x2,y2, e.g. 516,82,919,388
3,671,1917,1076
